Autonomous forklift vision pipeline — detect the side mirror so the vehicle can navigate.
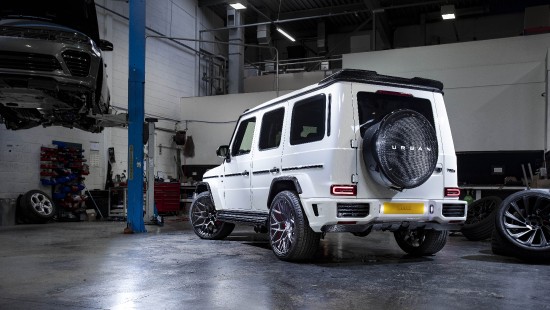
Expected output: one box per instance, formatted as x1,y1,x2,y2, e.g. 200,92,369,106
99,39,114,51
216,145,230,162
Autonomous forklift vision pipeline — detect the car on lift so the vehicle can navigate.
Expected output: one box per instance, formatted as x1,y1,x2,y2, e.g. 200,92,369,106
190,69,468,261
0,0,113,133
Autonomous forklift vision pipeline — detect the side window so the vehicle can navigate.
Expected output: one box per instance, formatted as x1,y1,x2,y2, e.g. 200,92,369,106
231,117,256,156
259,108,285,151
290,94,326,145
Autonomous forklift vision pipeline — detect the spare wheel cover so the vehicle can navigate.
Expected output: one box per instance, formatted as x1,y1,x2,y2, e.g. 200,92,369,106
364,109,438,189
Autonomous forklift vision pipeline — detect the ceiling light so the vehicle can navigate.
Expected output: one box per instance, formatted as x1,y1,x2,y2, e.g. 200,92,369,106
441,5,456,20
229,2,246,10
277,27,296,42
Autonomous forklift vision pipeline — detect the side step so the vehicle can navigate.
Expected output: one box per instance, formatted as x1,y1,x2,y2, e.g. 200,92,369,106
217,210,268,225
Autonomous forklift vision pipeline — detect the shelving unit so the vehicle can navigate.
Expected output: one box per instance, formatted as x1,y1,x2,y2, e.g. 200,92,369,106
39,141,89,220
108,187,127,218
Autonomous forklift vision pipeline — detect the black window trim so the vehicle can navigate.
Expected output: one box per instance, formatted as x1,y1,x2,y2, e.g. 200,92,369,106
258,107,285,152
230,116,256,157
290,93,327,146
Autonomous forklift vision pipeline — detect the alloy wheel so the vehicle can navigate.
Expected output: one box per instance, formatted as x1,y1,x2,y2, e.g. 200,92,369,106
269,197,296,255
190,195,221,238
501,193,550,248
29,192,54,216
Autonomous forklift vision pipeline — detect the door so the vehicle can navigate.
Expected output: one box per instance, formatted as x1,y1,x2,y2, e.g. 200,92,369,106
223,116,256,210
251,106,286,210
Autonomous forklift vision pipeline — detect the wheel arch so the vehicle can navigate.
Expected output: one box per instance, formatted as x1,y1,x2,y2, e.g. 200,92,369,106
195,182,211,195
267,176,302,208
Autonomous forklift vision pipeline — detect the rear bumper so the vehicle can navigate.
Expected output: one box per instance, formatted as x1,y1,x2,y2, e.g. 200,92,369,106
301,198,467,232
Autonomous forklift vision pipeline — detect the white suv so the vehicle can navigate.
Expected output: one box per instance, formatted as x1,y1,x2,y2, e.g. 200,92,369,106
190,69,467,261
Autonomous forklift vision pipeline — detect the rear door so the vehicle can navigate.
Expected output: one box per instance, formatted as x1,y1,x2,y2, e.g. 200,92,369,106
223,116,256,210
354,85,444,199
250,105,286,210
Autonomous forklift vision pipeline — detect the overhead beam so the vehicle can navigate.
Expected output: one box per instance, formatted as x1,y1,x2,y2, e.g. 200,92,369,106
278,3,367,21
362,0,392,49
198,0,227,8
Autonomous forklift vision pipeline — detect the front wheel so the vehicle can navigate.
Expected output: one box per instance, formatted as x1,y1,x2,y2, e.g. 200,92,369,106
269,191,320,261
189,192,234,240
394,229,448,256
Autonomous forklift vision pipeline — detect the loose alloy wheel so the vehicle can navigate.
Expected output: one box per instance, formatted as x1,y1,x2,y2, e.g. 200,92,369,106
269,191,320,261
189,192,234,240
393,229,448,256
20,190,56,223
493,190,550,261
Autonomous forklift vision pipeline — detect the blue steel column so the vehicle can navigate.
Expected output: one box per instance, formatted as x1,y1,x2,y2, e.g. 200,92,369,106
127,0,146,232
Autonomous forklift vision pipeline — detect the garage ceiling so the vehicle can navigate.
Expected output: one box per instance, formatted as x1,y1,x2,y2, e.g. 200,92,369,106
199,0,550,50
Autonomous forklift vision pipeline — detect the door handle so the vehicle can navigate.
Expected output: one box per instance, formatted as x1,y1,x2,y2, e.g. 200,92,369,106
242,170,250,176
270,167,280,173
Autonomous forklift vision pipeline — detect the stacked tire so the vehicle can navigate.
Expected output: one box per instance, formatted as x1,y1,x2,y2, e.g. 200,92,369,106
16,190,56,224
461,196,501,241
491,190,550,262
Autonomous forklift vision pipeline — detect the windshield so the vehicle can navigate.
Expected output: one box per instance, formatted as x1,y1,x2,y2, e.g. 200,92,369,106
0,0,100,42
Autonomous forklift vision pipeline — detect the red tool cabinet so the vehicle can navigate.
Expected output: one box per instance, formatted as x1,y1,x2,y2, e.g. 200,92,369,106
154,183,180,214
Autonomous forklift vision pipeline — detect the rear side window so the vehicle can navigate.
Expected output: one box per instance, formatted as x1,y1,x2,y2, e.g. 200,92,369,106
231,117,256,156
290,94,326,145
357,91,434,137
259,108,285,150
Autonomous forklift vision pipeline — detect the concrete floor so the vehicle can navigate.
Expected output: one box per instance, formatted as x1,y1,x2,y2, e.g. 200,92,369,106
0,217,549,310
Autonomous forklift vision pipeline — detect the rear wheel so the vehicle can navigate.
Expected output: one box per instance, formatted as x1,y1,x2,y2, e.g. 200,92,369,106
269,191,320,261
394,229,448,256
189,192,234,240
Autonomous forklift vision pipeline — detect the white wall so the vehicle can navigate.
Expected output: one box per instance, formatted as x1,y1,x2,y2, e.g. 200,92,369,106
0,0,223,198
244,71,328,93
343,33,550,152
0,126,107,197
394,13,525,48
179,91,291,165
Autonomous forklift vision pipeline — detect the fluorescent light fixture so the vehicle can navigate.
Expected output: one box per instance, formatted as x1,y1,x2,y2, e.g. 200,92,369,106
441,4,456,20
229,2,246,10
277,27,296,42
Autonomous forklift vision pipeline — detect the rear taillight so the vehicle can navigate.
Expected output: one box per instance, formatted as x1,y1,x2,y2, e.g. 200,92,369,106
445,187,461,197
331,185,357,196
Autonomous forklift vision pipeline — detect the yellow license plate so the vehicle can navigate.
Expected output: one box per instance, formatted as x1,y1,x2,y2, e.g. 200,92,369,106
383,203,425,214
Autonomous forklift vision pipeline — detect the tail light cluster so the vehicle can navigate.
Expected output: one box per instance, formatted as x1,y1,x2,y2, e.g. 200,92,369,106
331,185,357,196
444,187,461,197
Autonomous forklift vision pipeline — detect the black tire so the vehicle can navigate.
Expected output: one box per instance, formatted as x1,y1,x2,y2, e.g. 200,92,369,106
491,228,515,257
461,196,501,241
20,190,56,224
189,192,234,240
493,190,550,262
15,194,31,224
394,229,448,256
269,191,321,261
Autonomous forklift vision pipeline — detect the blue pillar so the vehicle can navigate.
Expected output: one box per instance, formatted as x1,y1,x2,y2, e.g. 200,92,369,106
127,0,146,233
